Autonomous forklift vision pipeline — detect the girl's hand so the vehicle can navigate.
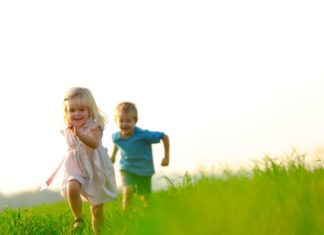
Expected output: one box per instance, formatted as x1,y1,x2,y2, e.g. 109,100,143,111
68,122,74,130
68,121,78,134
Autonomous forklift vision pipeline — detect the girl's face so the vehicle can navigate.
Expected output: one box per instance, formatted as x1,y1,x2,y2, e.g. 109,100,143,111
116,112,136,138
66,98,90,129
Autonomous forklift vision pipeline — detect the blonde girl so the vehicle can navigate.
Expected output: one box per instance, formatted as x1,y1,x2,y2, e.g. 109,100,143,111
61,87,117,234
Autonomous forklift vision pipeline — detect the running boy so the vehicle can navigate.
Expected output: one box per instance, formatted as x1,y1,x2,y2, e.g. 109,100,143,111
111,102,170,210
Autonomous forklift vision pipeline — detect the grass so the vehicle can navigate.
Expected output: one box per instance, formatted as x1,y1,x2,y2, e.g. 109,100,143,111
1,151,324,234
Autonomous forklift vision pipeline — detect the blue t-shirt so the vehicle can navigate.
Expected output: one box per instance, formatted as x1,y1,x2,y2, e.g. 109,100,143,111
112,127,164,176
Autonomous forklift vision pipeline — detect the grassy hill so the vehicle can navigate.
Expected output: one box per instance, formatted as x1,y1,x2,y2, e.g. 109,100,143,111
1,152,324,234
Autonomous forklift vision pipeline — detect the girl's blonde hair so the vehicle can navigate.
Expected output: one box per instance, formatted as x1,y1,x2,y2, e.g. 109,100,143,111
115,102,138,122
63,87,107,128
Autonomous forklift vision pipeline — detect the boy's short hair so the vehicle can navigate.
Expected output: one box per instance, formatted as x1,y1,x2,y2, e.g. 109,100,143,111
115,102,138,121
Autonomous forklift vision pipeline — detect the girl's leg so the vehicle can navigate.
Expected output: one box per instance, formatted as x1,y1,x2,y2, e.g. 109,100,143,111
91,203,104,235
67,180,83,225
122,185,135,210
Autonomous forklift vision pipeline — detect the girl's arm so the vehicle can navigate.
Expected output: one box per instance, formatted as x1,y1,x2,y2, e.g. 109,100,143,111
74,126,101,149
161,134,170,166
111,145,118,163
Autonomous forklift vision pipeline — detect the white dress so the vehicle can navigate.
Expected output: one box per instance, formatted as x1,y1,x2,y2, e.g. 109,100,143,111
61,120,117,205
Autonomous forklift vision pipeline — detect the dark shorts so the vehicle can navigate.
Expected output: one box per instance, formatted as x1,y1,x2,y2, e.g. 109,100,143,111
120,170,152,195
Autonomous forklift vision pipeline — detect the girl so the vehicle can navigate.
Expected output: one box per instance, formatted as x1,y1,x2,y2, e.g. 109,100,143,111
61,87,117,234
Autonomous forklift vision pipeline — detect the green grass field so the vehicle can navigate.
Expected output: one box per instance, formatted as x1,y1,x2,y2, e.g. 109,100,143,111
1,152,324,234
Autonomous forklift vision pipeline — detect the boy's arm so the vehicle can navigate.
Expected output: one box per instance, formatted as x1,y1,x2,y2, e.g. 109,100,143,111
111,145,118,164
161,134,170,166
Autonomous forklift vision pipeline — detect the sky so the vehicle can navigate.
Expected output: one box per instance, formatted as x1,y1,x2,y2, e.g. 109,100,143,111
0,0,324,195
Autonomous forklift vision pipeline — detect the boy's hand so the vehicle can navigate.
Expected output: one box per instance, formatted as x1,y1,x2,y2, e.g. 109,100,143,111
111,155,116,164
161,157,169,166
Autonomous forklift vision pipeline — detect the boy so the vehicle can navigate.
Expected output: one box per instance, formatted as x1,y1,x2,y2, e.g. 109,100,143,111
111,102,170,210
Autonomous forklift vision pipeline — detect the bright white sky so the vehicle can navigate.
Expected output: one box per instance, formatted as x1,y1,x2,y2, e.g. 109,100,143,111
0,1,324,195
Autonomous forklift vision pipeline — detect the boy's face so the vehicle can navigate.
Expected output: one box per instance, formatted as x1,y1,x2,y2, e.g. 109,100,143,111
116,112,137,138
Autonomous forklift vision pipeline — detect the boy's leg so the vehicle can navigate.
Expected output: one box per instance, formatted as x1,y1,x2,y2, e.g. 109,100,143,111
120,170,136,210
91,203,104,235
139,194,149,208
137,175,152,208
67,180,83,222
122,185,135,210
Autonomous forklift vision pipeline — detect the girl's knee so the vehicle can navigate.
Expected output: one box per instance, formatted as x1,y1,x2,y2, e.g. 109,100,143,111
67,180,81,197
